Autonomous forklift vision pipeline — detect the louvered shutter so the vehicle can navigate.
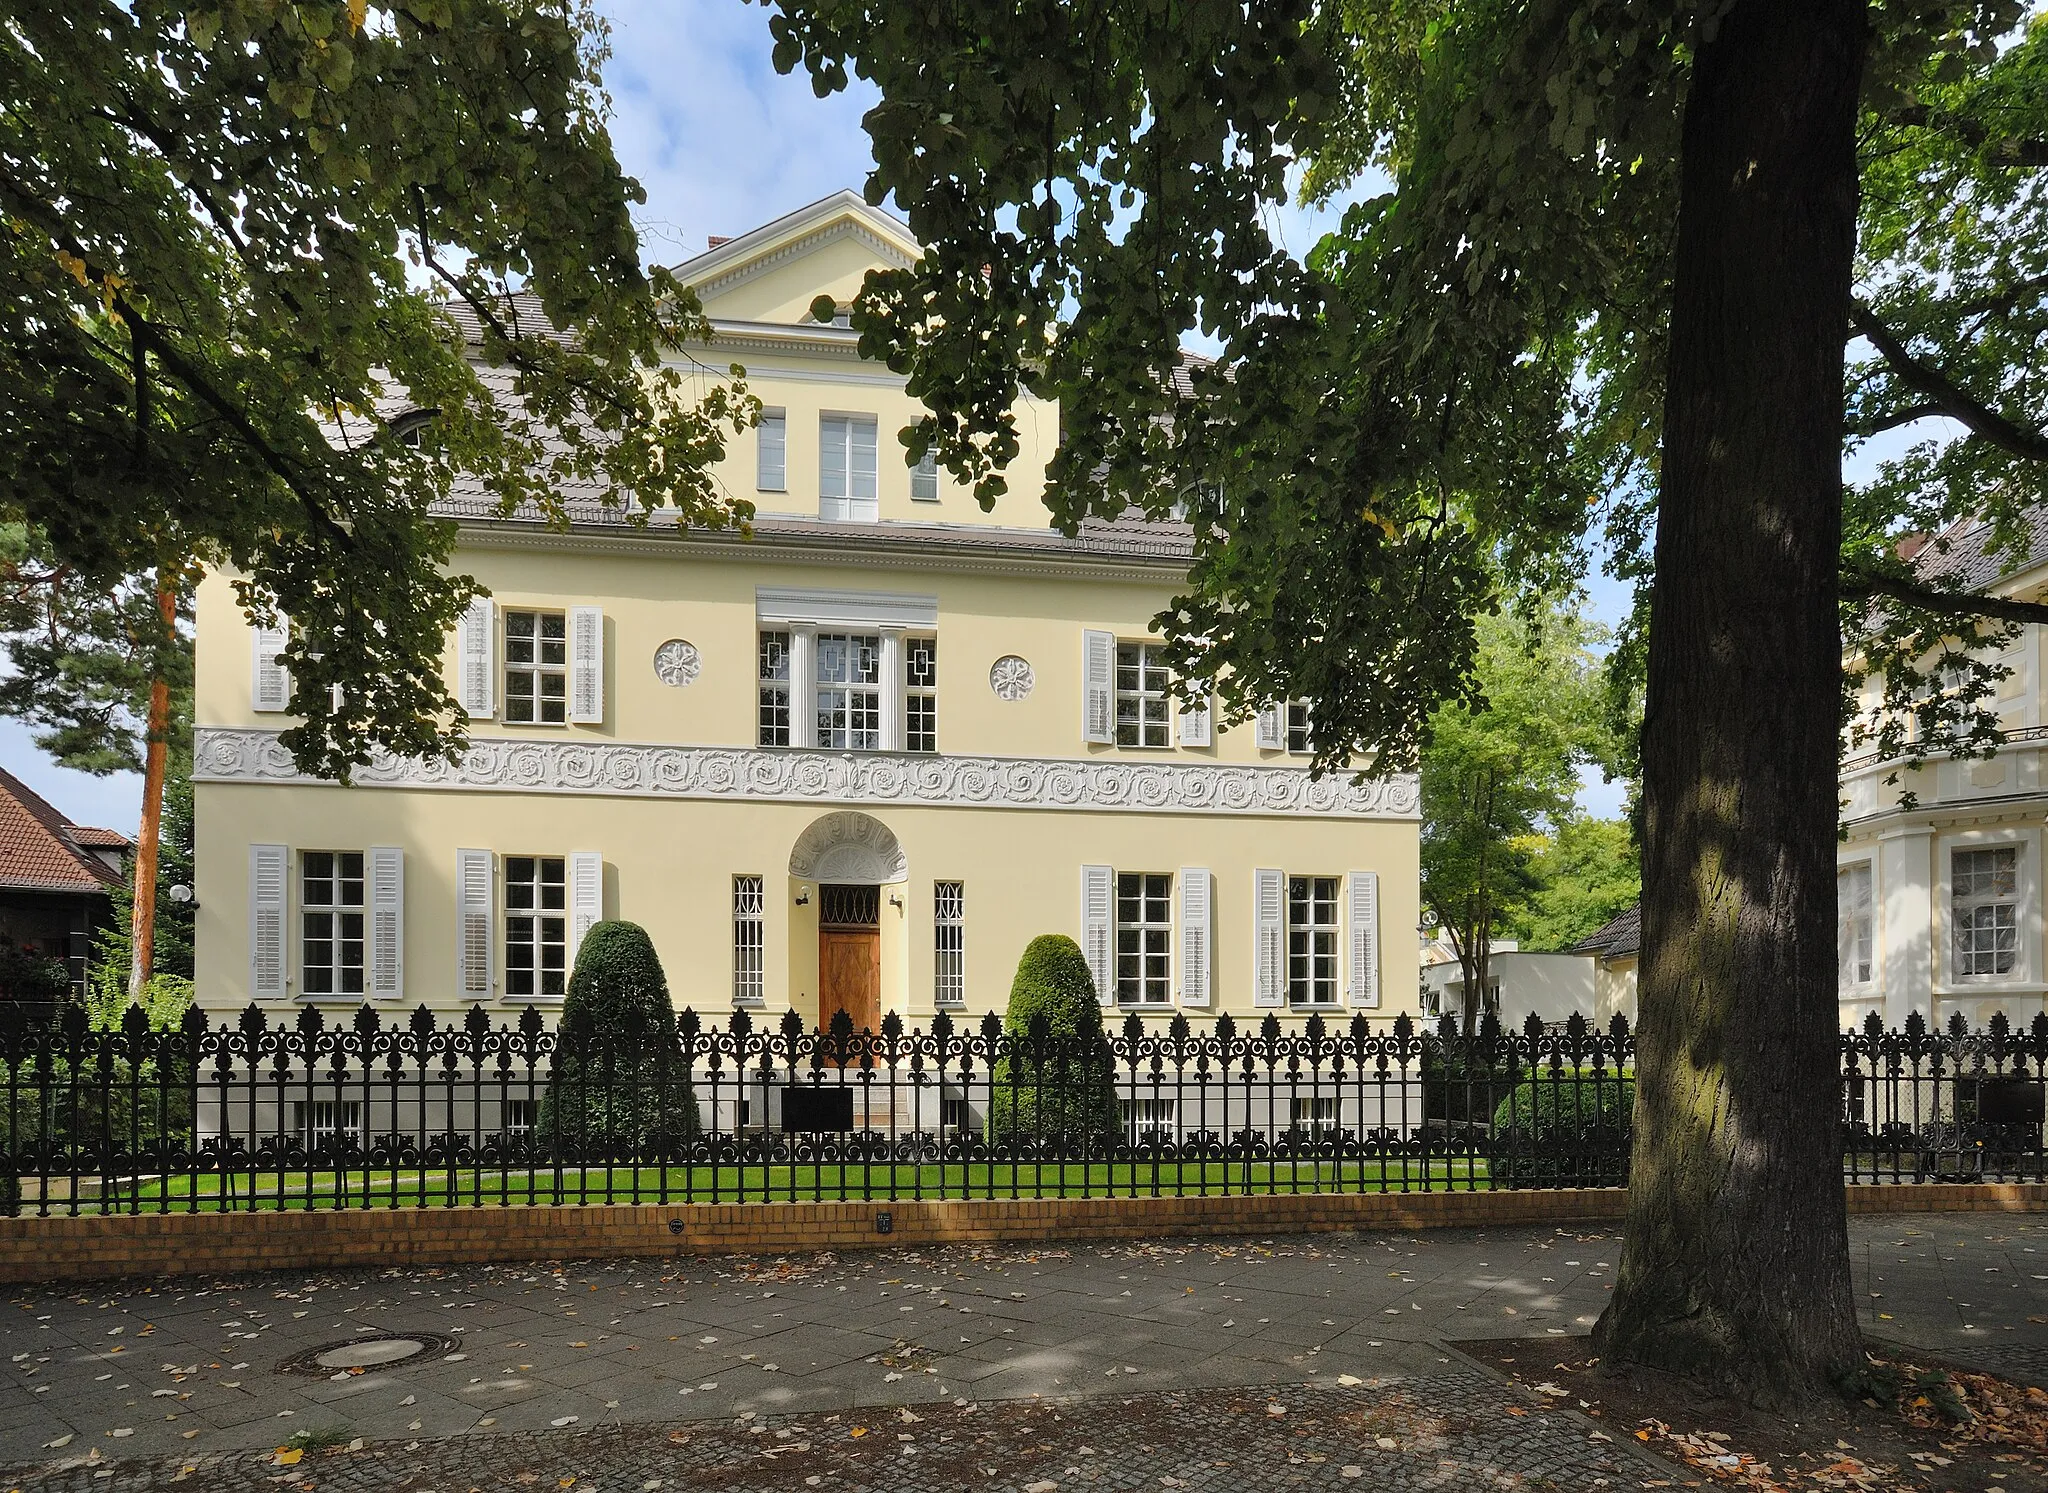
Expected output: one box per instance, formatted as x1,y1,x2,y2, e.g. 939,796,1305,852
1178,867,1212,1008
1254,704,1284,751
1178,689,1212,747
456,849,494,999
568,606,604,724
1080,864,1115,1006
249,844,288,998
569,851,603,961
458,597,496,719
1253,868,1285,1008
757,410,787,491
251,625,290,713
368,847,404,1000
1082,631,1116,744
1347,871,1380,1008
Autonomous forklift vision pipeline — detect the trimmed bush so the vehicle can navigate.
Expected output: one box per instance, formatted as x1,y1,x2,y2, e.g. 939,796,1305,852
1421,1034,1523,1127
539,921,699,1155
1488,1070,1634,1187
985,935,1120,1150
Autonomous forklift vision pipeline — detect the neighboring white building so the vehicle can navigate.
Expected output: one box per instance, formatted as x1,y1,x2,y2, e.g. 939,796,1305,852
1419,928,1636,1029
1839,517,2048,1033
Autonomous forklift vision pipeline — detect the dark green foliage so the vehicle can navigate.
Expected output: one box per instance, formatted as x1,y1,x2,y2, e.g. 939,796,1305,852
985,935,1119,1149
1490,1071,1635,1188
538,922,698,1155
0,940,69,1008
1420,1030,1523,1128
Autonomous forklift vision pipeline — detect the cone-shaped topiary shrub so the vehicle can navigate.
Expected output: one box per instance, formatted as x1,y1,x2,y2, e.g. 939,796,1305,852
538,921,699,1156
984,934,1120,1150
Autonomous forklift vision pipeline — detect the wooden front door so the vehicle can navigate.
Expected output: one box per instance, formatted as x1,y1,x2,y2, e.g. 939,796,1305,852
820,930,880,1033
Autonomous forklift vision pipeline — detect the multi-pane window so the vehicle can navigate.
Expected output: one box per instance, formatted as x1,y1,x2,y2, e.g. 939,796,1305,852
504,856,567,998
911,449,939,502
1286,700,1313,755
906,636,938,753
820,415,879,522
301,851,365,997
733,875,765,1004
1291,1095,1340,1135
1115,642,1172,748
1953,845,2020,978
1116,872,1173,1005
758,632,791,747
1287,875,1340,1006
816,633,882,749
503,610,568,725
934,881,965,1006
1838,861,1874,986
757,409,787,491
503,1098,538,1136
292,1100,364,1149
1122,1095,1178,1138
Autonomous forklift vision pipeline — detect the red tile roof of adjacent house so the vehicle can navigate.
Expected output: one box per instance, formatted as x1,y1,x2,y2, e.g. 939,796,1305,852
0,767,126,894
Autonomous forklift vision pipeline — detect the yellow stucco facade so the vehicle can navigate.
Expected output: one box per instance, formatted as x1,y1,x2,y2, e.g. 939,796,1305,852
190,194,1420,1027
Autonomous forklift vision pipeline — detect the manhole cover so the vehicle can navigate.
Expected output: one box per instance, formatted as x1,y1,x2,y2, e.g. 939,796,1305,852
276,1331,460,1377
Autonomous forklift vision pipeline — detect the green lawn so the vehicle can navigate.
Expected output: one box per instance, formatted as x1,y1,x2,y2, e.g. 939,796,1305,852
24,1158,1504,1213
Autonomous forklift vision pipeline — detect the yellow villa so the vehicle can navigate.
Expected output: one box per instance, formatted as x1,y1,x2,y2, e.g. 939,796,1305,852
189,192,1421,1032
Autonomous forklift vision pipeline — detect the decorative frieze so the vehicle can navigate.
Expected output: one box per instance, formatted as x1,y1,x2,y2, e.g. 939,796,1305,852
193,727,1420,820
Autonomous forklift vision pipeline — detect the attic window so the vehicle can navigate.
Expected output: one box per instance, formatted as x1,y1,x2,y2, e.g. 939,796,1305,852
389,409,439,448
813,303,852,328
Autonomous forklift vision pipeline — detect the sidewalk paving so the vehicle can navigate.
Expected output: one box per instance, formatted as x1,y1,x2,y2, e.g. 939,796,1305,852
0,1210,2040,1490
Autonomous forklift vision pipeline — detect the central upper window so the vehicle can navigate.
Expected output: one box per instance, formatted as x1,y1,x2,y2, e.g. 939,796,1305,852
816,632,882,749
1116,642,1172,748
504,610,567,725
820,415,878,522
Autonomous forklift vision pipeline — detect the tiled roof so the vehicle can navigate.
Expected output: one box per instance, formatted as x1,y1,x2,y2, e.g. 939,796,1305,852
1568,903,1640,960
67,826,131,850
1909,510,2048,594
0,768,125,894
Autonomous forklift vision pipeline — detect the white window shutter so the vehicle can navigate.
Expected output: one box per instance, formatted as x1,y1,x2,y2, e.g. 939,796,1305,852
458,597,496,720
568,606,604,724
1178,689,1212,747
368,847,404,1001
1253,867,1285,1008
757,410,786,491
1348,870,1380,1009
251,624,289,713
249,844,288,998
569,851,603,963
1082,631,1115,744
456,849,495,999
1254,704,1284,751
1178,867,1212,1008
1080,863,1115,1006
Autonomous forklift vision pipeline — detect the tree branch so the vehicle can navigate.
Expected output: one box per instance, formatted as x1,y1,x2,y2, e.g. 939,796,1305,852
1888,104,2048,167
1850,401,1947,438
1843,564,2048,626
1850,301,2048,464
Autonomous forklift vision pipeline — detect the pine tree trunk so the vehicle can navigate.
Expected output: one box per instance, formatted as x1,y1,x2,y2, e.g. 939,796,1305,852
1591,0,1867,1404
128,581,175,1002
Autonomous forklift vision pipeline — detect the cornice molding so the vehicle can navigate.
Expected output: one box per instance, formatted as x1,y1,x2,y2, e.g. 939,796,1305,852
194,728,1421,822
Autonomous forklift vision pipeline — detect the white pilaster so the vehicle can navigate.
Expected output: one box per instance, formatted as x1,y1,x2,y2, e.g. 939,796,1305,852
879,627,905,752
791,624,818,749
1878,823,1935,1027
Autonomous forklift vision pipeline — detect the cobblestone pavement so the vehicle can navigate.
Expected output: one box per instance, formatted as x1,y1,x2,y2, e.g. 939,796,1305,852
0,1212,2039,1490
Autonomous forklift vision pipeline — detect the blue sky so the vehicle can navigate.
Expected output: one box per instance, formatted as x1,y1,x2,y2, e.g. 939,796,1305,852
3,0,1638,830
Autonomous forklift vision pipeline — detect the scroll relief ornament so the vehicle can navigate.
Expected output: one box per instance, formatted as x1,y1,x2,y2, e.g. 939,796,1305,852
653,639,701,688
989,655,1035,701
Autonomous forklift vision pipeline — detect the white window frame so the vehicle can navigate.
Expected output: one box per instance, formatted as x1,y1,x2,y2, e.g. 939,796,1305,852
292,1099,364,1149
502,609,568,726
758,631,792,747
934,881,965,1007
758,408,787,492
1115,871,1174,1006
1937,828,2041,990
905,635,938,753
300,850,366,1000
910,447,939,502
503,855,568,1001
1121,1094,1179,1139
1286,874,1341,1008
815,632,882,749
1115,641,1173,749
819,414,879,522
1837,857,1875,990
733,875,765,1005
1285,700,1314,755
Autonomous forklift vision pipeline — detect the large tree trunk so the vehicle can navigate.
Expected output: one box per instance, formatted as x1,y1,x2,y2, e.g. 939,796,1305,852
1592,0,1867,1404
128,580,175,1002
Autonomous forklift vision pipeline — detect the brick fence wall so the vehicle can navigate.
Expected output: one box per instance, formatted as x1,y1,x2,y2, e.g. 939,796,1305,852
0,1184,2040,1285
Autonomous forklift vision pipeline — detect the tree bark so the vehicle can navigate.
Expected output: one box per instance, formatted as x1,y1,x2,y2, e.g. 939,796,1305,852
128,580,174,1002
1592,0,1867,1404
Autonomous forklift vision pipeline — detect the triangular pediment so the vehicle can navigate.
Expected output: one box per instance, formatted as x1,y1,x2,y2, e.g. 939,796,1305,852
675,190,921,327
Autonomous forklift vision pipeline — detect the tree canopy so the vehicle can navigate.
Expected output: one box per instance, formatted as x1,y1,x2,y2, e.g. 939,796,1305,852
2,0,755,780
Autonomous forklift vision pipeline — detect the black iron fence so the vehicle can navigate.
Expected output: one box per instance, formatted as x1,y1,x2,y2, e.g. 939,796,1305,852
0,1003,2039,1215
